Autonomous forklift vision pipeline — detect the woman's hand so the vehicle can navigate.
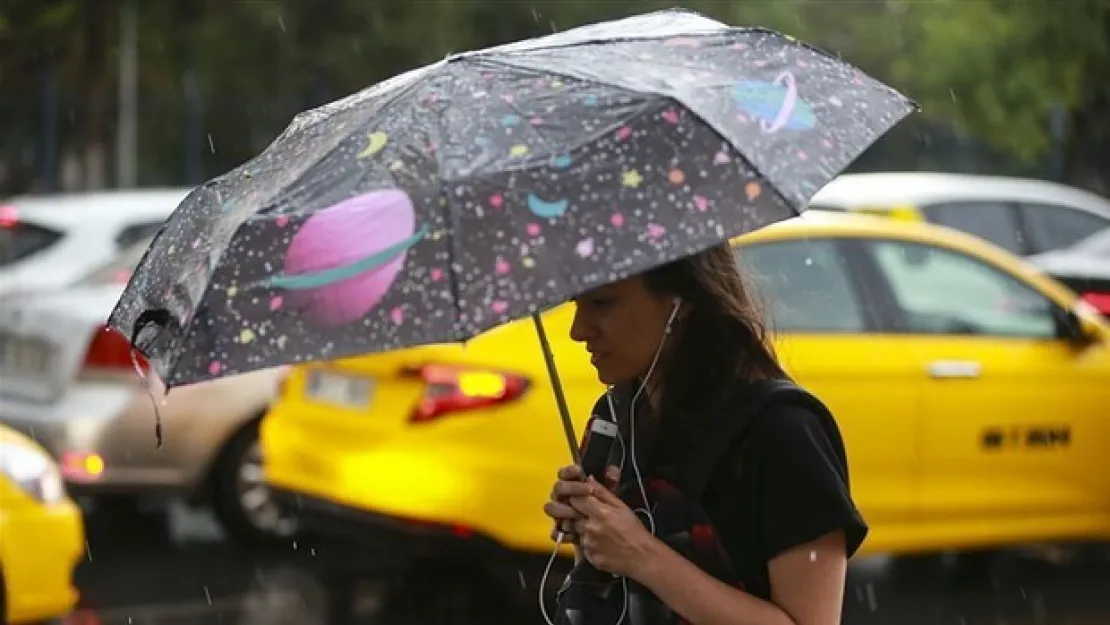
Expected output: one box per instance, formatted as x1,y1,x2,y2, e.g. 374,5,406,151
570,476,659,579
544,464,620,542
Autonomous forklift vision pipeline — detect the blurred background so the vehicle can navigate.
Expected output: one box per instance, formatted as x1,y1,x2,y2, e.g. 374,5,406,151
2,0,1107,195
3,1,1110,625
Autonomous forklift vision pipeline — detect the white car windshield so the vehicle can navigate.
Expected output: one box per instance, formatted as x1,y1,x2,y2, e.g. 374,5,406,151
79,237,155,285
1070,227,1110,258
0,208,65,268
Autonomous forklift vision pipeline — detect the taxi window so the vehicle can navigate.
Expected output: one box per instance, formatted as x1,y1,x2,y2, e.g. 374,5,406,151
737,239,867,333
867,239,1057,338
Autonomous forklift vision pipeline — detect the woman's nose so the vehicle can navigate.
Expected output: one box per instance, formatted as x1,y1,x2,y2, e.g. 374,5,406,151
569,308,592,343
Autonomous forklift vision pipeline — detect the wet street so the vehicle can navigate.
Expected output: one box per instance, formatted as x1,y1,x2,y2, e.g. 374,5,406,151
65,503,1110,625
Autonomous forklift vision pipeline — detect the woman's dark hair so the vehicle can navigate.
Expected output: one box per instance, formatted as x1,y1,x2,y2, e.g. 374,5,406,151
641,241,788,420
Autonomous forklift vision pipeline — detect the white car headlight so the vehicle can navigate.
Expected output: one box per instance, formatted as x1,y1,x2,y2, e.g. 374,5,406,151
0,442,66,505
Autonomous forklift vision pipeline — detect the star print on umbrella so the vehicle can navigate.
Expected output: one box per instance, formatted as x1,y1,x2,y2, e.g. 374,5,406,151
108,8,915,388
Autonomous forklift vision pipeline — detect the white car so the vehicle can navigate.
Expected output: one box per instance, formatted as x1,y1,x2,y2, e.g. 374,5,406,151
0,238,295,544
809,172,1110,257
0,188,188,299
1027,227,1110,318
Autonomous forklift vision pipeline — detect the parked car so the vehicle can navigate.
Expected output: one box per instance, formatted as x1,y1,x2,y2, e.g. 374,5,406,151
0,422,85,625
1027,227,1110,317
259,210,1110,572
0,238,294,544
0,188,187,299
809,172,1110,258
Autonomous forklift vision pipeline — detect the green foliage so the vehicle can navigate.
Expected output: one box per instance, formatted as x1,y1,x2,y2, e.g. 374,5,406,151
0,0,1107,191
890,0,1110,163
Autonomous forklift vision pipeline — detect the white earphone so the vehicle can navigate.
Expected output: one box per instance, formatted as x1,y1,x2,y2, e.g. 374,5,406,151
664,296,682,335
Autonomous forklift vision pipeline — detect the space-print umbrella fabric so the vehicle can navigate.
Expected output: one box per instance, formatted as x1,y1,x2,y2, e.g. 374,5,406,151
109,9,916,388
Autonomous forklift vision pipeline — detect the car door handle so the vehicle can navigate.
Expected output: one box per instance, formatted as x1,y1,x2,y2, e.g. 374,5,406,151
927,360,982,379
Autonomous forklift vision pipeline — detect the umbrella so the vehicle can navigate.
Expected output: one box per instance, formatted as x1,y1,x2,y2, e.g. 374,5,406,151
109,8,916,457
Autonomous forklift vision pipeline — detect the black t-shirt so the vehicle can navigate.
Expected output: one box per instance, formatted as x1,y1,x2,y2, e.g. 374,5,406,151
597,383,867,602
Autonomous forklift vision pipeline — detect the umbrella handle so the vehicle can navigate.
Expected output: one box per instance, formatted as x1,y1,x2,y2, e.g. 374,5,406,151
531,313,582,464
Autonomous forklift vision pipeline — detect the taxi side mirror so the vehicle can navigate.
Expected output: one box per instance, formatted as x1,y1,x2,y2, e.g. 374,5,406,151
1059,306,1103,345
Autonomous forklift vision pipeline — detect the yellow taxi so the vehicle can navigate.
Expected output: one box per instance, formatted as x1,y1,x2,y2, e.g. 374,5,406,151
0,423,85,624
261,210,1110,562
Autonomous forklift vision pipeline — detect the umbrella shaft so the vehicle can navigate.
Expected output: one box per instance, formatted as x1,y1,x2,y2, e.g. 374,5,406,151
531,313,582,464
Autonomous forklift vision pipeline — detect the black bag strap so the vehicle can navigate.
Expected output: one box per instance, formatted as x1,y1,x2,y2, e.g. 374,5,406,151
677,378,832,501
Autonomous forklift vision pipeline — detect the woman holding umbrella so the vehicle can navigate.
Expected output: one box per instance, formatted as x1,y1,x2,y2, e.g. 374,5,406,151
545,242,866,625
100,10,910,624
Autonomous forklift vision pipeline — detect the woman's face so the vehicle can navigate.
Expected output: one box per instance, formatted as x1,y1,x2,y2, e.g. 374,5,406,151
570,276,679,386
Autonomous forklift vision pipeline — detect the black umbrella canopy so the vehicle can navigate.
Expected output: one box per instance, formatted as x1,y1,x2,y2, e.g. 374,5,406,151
109,8,916,389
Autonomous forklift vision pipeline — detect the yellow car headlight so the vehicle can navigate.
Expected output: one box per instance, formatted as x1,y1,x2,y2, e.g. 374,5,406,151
0,441,66,505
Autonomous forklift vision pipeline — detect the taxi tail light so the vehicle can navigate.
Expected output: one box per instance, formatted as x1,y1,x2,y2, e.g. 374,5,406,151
1080,291,1110,316
60,451,106,482
403,364,529,423
83,324,147,372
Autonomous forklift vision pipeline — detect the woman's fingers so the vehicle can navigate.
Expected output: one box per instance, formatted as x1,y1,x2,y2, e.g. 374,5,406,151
585,477,623,505
557,464,585,481
552,479,593,500
543,499,582,522
547,503,580,542
549,463,625,548
569,494,609,518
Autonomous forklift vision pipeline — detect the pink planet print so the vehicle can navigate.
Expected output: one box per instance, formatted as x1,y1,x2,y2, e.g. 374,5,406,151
274,189,425,327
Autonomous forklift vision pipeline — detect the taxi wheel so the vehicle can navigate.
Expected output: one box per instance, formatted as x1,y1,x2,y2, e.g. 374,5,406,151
1,567,6,625
211,420,299,546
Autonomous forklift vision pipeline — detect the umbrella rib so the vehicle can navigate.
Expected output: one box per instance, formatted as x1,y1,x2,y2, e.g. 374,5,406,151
438,183,467,342
432,74,468,342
